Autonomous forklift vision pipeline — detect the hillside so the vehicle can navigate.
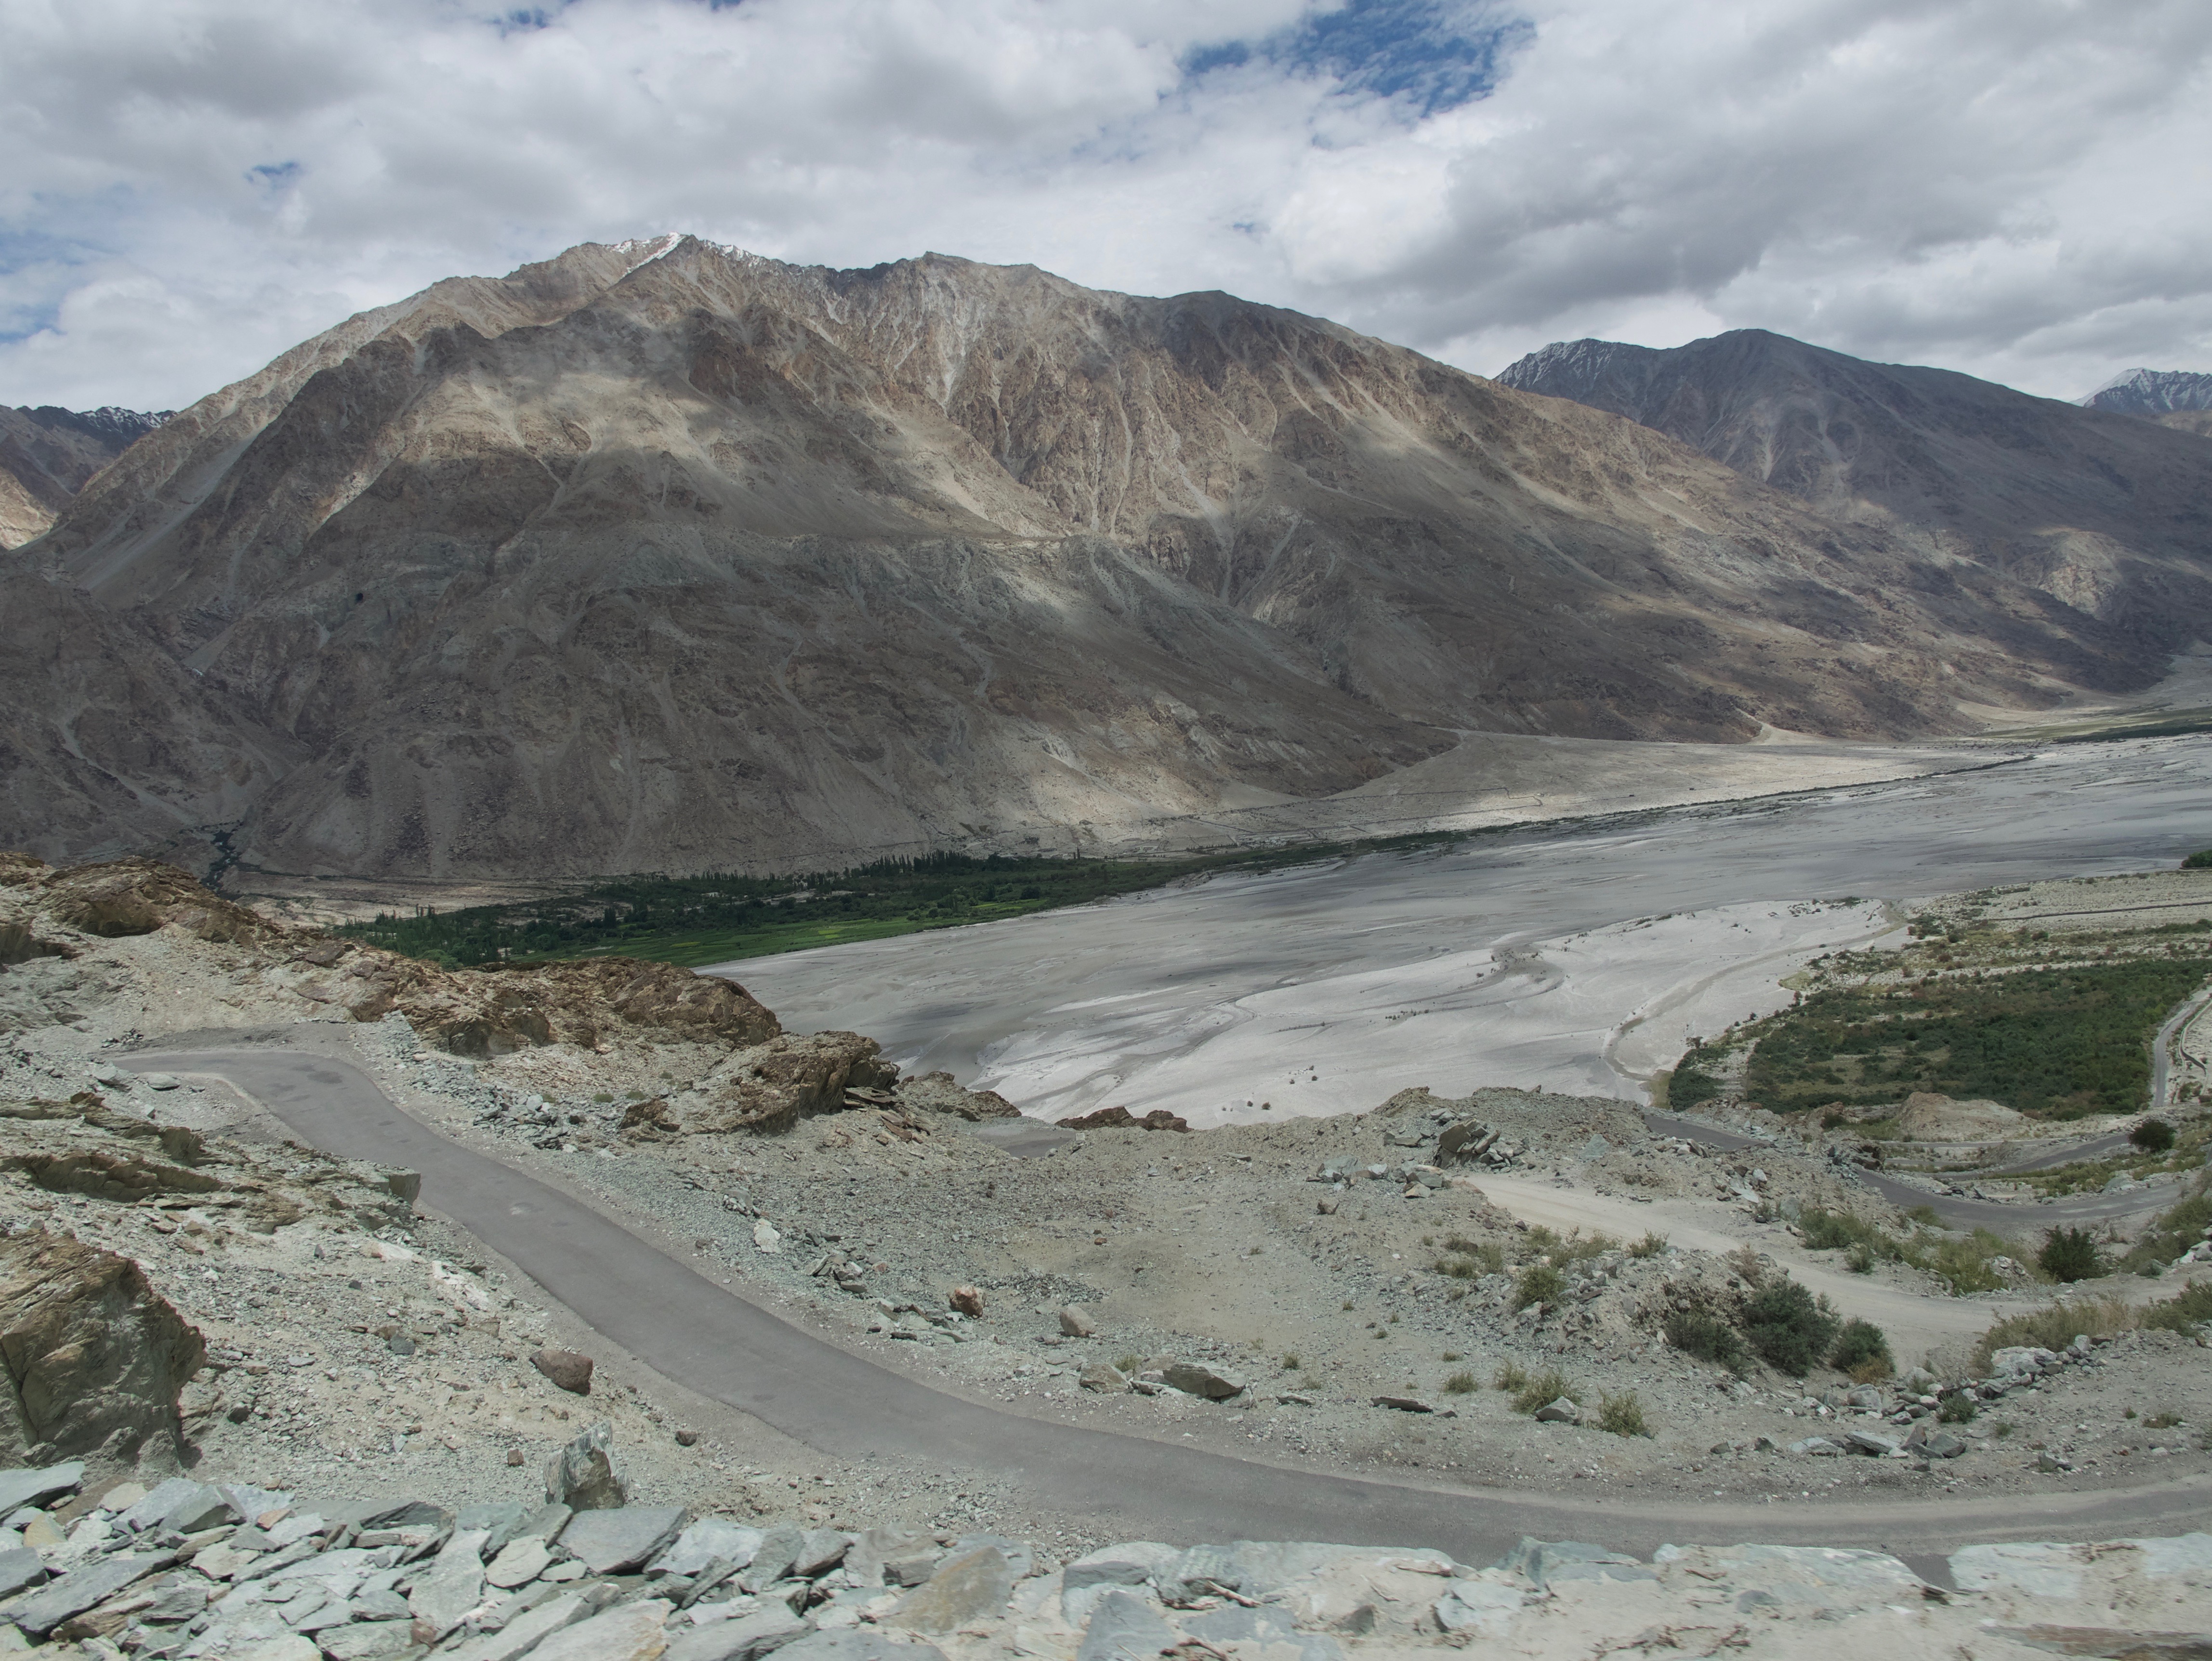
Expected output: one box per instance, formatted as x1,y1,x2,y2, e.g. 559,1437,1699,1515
1497,330,2212,627
7,242,2208,879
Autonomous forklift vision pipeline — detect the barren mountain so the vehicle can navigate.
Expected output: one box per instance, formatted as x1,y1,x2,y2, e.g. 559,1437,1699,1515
8,241,2210,879
1497,331,2212,626
2082,367,2212,418
0,405,169,549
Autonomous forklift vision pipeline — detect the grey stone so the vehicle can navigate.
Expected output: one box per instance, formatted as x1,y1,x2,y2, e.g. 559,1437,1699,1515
545,1420,628,1511
1433,1583,1523,1637
889,1545,1017,1633
319,1622,425,1661
1949,1542,2083,1599
1532,1397,1581,1423
952,1535,1033,1580
1159,1362,1245,1400
652,1518,764,1580
1922,1431,1968,1459
663,1608,815,1661
1059,1307,1097,1338
351,1586,414,1621
1080,1363,1129,1393
0,1552,42,1603
1181,1604,1346,1661
457,1501,531,1556
1495,1539,1652,1593
408,1529,491,1639
794,1529,849,1578
1578,1133,1612,1162
1845,1386,1886,1412
0,1548,176,1638
0,1464,83,1518
557,1504,689,1575
1844,1430,1902,1457
775,1634,951,1661
357,1498,451,1531
442,1592,590,1661
520,1597,672,1661
739,1525,806,1592
1076,1589,1176,1661
517,1503,572,1542
485,1536,553,1589
118,1476,204,1533
1371,1395,1433,1413
1789,1437,1843,1456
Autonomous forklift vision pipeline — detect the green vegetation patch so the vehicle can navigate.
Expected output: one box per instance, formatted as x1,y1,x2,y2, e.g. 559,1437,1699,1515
332,829,1515,970
1678,951,2212,1121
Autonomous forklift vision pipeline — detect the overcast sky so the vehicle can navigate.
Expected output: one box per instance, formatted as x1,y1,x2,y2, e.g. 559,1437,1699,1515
3,0,2208,411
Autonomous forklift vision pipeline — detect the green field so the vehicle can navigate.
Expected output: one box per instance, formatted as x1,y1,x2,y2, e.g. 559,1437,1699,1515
1671,924,2212,1121
334,831,1483,970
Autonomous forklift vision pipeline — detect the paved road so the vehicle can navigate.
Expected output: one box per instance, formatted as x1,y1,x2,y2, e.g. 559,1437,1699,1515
132,1041,2212,1565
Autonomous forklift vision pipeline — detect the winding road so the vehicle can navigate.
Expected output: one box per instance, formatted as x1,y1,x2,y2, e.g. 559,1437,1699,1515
128,1038,2212,1570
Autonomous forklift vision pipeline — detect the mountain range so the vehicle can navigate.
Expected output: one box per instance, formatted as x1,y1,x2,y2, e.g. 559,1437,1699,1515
7,238,2212,881
0,405,169,550
2080,368,2212,438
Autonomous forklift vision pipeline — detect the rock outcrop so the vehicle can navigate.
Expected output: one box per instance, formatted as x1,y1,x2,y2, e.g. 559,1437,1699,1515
0,1229,204,1471
687,1033,898,1135
7,241,2194,878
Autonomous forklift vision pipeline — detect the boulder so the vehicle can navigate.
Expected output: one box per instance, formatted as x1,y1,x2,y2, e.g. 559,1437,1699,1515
2,1548,177,1639
1076,1589,1176,1661
1532,1397,1581,1424
1371,1396,1433,1413
888,1544,1019,1633
649,1517,765,1579
1079,1363,1129,1393
442,1593,589,1661
949,1287,985,1318
1056,1107,1190,1133
519,1597,672,1661
0,1462,85,1515
0,1228,203,1468
1844,1431,1903,1457
530,1349,594,1395
1059,1306,1097,1338
896,1073,1022,1122
664,1608,814,1661
484,1536,553,1589
1160,1362,1245,1401
689,1033,897,1134
555,1504,689,1575
544,1421,628,1511
408,1528,492,1640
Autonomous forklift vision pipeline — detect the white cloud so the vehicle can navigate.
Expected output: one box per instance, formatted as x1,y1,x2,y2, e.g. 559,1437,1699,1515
1,0,2208,410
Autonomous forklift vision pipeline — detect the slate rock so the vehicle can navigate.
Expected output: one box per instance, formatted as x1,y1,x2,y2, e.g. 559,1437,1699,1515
776,1634,951,1661
531,1349,594,1395
408,1529,491,1639
1182,1603,1347,1661
442,1592,589,1661
1844,1430,1902,1457
0,1464,84,1517
740,1524,807,1592
456,1500,531,1556
0,1548,45,1601
1059,1307,1096,1338
357,1498,451,1530
3,1548,176,1638
1533,1397,1581,1424
664,1608,814,1661
1434,1583,1523,1638
226,1638,319,1661
1496,1539,1652,1593
484,1536,553,1589
557,1504,689,1575
545,1420,628,1511
522,1597,672,1661
320,1621,426,1661
117,1477,203,1533
651,1517,765,1580
1076,1589,1176,1661
1922,1431,1968,1459
1159,1362,1245,1400
794,1528,850,1578
889,1545,1017,1633
1371,1396,1433,1413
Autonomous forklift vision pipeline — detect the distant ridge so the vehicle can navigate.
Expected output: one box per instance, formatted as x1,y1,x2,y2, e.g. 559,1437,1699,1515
2080,368,2212,416
0,403,171,549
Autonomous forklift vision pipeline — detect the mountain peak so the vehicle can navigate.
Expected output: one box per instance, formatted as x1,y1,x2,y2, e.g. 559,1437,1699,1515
2080,367,2212,416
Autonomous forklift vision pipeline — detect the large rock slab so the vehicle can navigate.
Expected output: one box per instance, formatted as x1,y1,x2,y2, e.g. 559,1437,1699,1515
775,1634,951,1661
523,1597,672,1661
0,1230,203,1466
889,1545,1018,1633
1159,1362,1245,1401
1076,1589,1176,1661
556,1504,688,1574
1,1547,175,1638
442,1591,589,1661
408,1528,491,1639
664,1608,814,1661
0,1463,83,1516
650,1517,764,1580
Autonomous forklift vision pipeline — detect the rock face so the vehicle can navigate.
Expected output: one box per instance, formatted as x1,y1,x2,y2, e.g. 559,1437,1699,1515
688,1032,897,1134
7,240,2194,879
1497,330,2212,636
0,1228,205,1470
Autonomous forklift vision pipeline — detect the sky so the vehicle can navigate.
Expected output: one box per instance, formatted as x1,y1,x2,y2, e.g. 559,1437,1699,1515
3,0,2209,412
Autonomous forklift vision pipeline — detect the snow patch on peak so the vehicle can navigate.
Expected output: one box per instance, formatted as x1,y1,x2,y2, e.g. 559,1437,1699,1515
613,233,685,274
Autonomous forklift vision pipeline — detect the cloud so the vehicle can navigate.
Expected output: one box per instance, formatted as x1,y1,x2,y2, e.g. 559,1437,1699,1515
0,0,2207,410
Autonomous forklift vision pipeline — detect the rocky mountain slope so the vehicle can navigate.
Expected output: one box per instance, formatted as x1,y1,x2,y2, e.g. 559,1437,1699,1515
9,244,2211,878
1496,331,2212,625
0,406,169,551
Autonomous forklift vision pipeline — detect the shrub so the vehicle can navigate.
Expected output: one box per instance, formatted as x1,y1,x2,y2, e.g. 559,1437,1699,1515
1830,1318,1893,1376
2184,849,2212,869
1598,1392,1650,1437
2143,1280,2212,1334
1444,1371,1476,1395
1280,1353,1299,1370
1802,1208,1883,1252
1494,1361,1530,1394
1510,1367,1578,1415
1973,1295,2135,1368
2039,1226,2104,1283
2132,1118,2177,1153
1664,1308,1749,1371
1938,1392,1978,1424
1629,1231,1669,1259
1846,1242,1877,1275
1514,1263,1567,1311
1437,1256,1480,1279
1740,1276,1840,1375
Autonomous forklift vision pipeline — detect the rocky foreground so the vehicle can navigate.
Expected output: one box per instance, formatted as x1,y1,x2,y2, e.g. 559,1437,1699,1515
0,1453,2207,1660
